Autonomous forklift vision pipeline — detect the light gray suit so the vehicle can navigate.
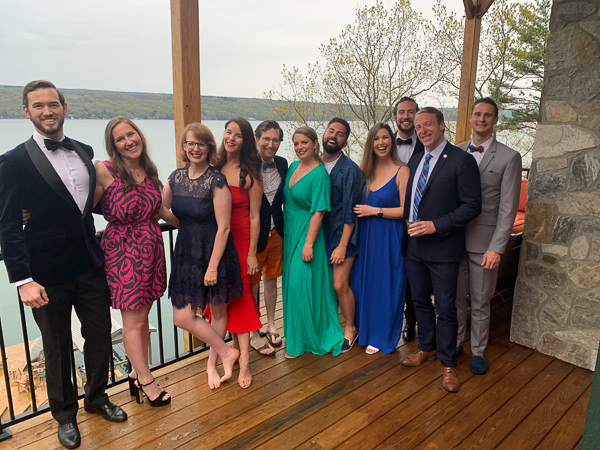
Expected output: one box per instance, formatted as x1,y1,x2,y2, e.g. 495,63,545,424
456,138,522,356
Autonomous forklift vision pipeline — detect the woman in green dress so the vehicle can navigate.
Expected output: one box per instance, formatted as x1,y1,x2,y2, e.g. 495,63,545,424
282,126,344,358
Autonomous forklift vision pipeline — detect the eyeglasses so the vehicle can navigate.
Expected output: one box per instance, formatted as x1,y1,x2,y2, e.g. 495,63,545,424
184,141,208,150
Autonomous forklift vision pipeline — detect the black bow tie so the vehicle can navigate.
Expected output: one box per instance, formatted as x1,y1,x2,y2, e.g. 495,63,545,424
397,137,413,146
44,137,74,152
468,144,484,153
262,161,277,169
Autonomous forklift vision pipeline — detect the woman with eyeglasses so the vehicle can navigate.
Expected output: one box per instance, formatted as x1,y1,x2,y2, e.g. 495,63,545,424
164,122,242,390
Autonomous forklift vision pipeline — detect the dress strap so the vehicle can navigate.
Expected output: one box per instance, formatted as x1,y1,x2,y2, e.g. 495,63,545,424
103,160,117,178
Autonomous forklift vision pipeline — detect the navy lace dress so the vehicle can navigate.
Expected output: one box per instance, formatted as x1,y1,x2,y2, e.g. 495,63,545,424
168,166,243,309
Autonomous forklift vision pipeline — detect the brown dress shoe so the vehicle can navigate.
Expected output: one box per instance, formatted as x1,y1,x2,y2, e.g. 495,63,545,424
401,349,437,367
442,367,460,393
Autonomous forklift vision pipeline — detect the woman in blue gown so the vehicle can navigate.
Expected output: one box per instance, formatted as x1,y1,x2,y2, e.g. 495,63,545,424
352,122,410,354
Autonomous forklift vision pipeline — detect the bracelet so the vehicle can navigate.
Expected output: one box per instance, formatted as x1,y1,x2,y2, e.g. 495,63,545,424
207,268,218,272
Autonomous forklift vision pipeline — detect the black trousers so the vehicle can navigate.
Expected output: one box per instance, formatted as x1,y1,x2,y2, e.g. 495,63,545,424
404,280,416,325
404,258,459,368
31,266,111,424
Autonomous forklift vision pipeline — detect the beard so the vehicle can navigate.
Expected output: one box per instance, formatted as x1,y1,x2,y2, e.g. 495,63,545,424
29,113,65,138
396,120,415,134
322,138,344,155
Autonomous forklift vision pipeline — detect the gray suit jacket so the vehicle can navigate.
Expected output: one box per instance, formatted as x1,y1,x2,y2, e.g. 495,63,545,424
459,138,522,255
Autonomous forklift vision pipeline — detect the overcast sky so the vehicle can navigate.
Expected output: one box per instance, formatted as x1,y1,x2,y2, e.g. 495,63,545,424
1,0,467,99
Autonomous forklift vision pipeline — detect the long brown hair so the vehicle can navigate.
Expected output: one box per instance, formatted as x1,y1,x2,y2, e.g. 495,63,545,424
215,117,261,188
180,122,218,166
293,126,324,165
359,122,402,193
104,116,163,192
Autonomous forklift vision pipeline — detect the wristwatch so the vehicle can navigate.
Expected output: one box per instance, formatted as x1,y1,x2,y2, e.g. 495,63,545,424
377,207,383,218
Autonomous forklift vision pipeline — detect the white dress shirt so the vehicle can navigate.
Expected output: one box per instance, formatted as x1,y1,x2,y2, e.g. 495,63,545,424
466,136,494,165
396,131,417,164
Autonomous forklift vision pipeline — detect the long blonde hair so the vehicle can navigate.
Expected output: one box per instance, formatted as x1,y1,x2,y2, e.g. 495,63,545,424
104,117,163,192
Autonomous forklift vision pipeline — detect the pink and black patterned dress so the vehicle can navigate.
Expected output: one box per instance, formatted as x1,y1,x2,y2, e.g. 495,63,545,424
99,161,167,310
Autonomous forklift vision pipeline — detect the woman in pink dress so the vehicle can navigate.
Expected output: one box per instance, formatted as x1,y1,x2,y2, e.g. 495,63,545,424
95,117,178,406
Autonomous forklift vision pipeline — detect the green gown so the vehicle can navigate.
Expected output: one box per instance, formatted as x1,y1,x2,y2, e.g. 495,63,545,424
282,161,344,357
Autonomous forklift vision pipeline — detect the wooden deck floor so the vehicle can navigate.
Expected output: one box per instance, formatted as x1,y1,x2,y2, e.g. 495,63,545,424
4,299,593,449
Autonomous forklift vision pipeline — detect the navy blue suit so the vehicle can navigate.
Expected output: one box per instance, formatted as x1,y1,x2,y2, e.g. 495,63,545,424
0,137,111,424
403,141,481,366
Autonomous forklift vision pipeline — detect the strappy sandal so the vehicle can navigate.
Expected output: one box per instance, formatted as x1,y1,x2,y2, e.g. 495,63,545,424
251,340,276,356
135,377,171,407
238,365,252,389
264,331,283,347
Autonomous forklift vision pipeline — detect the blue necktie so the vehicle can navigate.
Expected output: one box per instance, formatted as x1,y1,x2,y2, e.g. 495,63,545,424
412,153,433,221
262,161,276,170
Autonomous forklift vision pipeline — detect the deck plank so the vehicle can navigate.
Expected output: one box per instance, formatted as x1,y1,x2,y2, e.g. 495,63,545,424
495,368,593,450
458,358,574,449
2,297,594,450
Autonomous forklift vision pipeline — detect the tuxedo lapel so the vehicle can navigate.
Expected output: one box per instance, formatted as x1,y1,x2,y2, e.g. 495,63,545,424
71,140,95,216
478,138,496,173
24,137,80,213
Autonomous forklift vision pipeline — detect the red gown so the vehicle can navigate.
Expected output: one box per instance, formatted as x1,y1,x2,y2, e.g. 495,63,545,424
205,186,261,333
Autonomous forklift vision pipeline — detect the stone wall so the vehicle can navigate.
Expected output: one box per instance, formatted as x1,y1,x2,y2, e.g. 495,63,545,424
510,0,600,370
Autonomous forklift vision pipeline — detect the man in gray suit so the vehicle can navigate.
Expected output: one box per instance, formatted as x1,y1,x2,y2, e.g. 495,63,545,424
455,97,522,374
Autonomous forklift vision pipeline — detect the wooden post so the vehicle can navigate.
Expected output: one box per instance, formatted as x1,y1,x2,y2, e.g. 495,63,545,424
170,0,201,169
170,0,203,351
455,0,495,145
582,340,600,449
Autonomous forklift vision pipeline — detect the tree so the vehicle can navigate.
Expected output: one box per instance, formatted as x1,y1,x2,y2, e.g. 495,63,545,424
432,0,550,156
266,0,460,152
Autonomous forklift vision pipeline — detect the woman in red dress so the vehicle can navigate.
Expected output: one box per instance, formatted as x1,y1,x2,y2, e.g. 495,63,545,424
211,117,263,388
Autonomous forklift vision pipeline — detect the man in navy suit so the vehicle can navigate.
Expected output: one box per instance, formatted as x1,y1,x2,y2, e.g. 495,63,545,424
400,107,481,393
0,80,126,448
393,97,424,342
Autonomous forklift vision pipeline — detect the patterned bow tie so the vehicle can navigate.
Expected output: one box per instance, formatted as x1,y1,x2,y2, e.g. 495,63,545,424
262,161,277,170
397,137,413,146
468,144,484,153
44,137,74,152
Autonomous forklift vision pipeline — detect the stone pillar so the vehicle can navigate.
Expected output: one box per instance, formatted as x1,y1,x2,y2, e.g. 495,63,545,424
510,0,600,370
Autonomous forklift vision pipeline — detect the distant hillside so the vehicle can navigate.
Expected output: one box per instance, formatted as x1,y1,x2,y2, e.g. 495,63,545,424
0,85,277,120
1,85,461,122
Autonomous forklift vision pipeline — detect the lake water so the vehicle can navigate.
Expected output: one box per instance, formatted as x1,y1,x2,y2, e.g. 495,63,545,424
0,119,311,363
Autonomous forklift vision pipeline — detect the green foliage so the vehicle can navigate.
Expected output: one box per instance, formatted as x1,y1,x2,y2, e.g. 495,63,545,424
0,86,282,121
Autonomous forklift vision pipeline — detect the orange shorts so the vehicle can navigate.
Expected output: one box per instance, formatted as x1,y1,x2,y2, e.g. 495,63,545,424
251,228,283,285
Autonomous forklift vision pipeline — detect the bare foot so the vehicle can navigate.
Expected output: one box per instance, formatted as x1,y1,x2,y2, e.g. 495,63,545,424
207,365,222,389
220,347,239,383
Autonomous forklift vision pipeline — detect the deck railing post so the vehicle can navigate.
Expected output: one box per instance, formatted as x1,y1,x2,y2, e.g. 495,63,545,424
0,316,13,441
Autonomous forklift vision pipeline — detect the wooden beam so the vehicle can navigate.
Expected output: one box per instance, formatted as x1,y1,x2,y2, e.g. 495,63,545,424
455,15,482,145
170,0,201,169
170,0,203,351
463,0,476,20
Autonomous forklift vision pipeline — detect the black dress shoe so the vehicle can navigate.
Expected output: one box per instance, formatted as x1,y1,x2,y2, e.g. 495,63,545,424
58,422,80,449
402,322,416,341
84,402,128,423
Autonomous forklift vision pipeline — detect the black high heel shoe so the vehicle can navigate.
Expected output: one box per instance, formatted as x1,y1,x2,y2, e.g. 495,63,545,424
128,376,137,397
135,377,171,407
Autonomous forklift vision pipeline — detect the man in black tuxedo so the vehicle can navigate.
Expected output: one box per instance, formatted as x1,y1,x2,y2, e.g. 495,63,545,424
0,80,126,448
250,120,288,355
393,97,424,342
400,107,481,393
